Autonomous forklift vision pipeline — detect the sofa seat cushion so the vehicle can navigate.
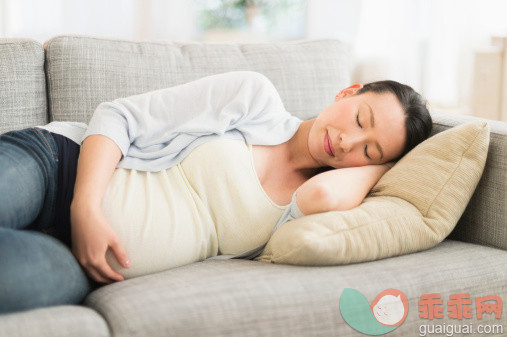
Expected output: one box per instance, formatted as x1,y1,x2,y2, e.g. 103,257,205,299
0,305,110,337
84,240,507,337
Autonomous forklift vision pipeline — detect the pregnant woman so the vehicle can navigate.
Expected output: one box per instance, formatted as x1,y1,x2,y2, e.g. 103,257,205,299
0,71,431,314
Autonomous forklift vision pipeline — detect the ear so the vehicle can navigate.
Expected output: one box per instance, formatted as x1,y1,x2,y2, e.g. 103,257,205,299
334,83,363,102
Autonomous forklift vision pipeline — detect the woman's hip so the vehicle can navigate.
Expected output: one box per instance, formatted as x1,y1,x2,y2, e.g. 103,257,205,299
0,127,59,231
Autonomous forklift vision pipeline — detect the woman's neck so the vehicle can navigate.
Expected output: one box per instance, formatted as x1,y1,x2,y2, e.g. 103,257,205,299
283,118,323,178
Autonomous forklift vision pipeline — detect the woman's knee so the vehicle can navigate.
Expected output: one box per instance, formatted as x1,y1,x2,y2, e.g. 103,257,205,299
0,228,94,315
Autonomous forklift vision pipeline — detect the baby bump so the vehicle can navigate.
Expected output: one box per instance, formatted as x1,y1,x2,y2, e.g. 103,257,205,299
101,167,218,279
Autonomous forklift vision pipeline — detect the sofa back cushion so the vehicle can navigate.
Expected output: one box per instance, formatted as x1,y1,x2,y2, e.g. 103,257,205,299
43,35,506,251
44,36,350,123
0,39,47,134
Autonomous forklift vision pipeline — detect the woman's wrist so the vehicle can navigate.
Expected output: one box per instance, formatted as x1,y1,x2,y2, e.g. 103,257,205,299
70,197,102,214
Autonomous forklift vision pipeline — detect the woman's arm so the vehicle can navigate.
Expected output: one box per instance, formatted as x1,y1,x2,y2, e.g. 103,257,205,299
70,135,131,284
296,164,392,216
72,135,122,209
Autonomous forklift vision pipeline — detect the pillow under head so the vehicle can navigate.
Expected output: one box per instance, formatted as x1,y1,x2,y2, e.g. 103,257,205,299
255,120,490,265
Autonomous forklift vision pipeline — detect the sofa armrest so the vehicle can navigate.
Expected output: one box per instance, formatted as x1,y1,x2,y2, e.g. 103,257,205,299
430,110,506,251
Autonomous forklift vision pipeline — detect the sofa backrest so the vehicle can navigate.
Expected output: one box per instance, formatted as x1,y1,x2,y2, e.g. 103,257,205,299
0,39,47,134
44,35,350,123
0,35,504,252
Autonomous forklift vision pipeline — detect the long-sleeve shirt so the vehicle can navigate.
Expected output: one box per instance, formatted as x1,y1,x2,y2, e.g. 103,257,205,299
39,71,303,171
36,71,305,261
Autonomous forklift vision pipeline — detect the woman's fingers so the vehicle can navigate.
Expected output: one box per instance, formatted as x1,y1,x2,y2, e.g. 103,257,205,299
81,253,124,283
95,259,124,283
109,238,131,269
86,268,113,284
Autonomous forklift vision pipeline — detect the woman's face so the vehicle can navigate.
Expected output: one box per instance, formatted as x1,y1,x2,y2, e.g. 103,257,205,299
308,84,406,168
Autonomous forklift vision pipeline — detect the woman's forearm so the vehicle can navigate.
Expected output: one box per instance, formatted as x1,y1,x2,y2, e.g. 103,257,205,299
297,164,392,215
71,135,122,211
325,164,390,211
70,134,130,284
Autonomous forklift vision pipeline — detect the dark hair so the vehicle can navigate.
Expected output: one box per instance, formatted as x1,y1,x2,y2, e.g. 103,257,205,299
356,80,432,160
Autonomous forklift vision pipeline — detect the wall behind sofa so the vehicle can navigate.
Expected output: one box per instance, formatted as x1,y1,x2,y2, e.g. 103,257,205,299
1,0,507,121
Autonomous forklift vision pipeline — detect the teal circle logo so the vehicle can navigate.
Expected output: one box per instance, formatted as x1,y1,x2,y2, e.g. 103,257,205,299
339,288,409,335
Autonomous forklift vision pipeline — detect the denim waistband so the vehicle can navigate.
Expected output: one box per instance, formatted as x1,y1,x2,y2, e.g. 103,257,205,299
31,127,59,162
31,128,62,237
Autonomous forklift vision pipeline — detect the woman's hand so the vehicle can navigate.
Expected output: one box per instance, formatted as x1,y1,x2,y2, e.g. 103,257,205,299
71,134,127,284
70,204,131,284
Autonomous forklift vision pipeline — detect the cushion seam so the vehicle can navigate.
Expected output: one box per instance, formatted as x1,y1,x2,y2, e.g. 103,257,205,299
422,127,483,217
433,121,506,137
44,35,344,48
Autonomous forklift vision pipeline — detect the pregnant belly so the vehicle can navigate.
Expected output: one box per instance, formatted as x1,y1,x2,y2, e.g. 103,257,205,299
101,167,217,279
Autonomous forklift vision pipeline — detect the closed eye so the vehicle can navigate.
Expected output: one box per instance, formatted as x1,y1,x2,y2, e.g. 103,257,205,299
358,113,371,159
356,113,362,128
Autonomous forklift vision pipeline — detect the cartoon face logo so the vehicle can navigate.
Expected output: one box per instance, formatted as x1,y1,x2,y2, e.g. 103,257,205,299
370,289,409,327
340,288,409,335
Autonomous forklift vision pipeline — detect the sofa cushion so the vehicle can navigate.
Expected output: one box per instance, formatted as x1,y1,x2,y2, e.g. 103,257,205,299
255,121,489,266
431,110,507,251
0,305,110,337
44,35,350,123
0,39,47,134
83,240,507,337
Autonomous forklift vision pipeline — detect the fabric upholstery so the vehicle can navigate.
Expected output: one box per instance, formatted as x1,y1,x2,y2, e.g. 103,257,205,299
44,35,350,124
84,240,507,337
255,121,490,265
431,110,507,251
0,35,505,337
0,39,47,134
0,305,110,337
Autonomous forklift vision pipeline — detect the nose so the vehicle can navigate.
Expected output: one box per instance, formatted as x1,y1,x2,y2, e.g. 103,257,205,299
339,133,364,153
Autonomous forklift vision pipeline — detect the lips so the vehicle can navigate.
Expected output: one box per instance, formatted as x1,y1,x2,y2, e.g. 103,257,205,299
324,132,335,157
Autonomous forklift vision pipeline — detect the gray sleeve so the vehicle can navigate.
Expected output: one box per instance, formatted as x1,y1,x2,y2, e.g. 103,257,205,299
269,186,304,234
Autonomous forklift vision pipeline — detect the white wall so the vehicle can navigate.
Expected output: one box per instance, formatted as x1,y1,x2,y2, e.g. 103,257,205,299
306,0,507,114
1,0,507,115
0,0,197,42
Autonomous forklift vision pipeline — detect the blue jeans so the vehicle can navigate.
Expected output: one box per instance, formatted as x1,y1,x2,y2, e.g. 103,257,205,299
0,127,99,315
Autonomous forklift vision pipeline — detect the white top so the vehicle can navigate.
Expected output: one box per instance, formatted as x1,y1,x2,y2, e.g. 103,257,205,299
102,138,288,279
34,71,307,268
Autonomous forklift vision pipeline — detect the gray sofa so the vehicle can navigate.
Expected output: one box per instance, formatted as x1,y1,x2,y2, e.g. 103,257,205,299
0,36,505,337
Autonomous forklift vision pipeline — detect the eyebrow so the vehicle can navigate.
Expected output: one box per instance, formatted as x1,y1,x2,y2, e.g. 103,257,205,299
365,102,384,160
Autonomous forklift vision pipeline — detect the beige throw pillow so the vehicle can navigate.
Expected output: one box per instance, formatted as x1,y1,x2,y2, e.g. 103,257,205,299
255,120,490,265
